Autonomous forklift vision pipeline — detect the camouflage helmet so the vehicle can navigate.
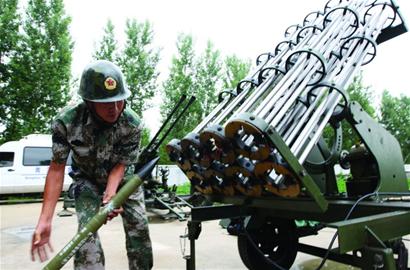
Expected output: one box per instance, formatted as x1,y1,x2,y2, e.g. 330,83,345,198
78,60,131,102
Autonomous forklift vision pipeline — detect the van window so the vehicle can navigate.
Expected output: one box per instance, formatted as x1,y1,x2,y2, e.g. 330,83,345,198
0,152,14,167
23,147,52,166
22,147,73,166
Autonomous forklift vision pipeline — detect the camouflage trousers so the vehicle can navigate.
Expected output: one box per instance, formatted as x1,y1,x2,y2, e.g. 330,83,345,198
72,178,153,270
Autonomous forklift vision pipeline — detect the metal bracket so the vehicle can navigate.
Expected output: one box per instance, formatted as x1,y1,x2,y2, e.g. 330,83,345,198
184,221,201,270
265,127,328,212
362,246,396,270
328,211,410,254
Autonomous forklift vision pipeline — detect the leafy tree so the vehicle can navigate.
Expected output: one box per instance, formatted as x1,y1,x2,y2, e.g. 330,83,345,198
223,54,251,90
93,19,118,61
0,0,20,135
158,36,254,163
194,40,223,116
0,0,20,85
118,19,160,117
161,34,196,138
159,34,196,163
380,91,410,163
93,19,161,147
140,127,151,148
1,0,72,143
346,74,376,118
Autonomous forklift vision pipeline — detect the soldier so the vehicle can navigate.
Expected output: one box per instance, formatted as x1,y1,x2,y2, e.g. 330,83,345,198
30,60,153,269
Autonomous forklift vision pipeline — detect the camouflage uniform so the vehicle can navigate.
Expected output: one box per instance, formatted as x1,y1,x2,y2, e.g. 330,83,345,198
51,102,153,270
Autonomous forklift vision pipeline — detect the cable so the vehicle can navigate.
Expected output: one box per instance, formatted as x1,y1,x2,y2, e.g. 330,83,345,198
315,191,410,270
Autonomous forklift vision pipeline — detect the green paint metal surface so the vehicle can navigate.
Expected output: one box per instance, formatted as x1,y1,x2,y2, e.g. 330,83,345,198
362,246,396,270
209,195,410,222
265,127,328,212
328,211,410,254
348,102,408,193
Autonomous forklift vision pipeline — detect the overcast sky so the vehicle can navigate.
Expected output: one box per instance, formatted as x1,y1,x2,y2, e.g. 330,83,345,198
63,0,410,130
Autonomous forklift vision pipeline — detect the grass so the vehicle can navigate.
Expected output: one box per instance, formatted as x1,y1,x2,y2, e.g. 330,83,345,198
176,182,191,195
4,195,37,200
337,174,348,193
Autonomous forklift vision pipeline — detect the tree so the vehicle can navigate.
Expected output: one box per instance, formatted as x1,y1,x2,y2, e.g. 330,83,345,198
0,0,20,85
93,19,161,146
93,19,118,61
194,40,223,117
118,19,160,117
161,34,196,137
0,0,20,134
380,91,410,163
223,54,251,90
140,127,151,148
1,0,73,143
159,34,196,163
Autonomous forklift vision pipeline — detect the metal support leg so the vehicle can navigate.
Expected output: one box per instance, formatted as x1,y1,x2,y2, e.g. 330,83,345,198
185,221,202,270
362,246,396,270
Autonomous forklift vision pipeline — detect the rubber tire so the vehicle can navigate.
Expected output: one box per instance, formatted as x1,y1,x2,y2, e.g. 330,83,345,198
237,218,298,270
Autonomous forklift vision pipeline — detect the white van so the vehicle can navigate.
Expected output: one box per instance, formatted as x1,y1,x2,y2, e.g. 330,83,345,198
0,134,73,195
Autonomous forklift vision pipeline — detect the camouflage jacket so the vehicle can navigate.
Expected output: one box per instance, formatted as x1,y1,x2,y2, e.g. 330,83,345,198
51,102,141,185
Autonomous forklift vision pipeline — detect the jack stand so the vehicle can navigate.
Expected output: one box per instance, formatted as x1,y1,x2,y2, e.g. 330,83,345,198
183,221,201,270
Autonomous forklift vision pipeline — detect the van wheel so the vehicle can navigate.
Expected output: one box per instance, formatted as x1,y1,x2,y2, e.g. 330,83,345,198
238,218,298,270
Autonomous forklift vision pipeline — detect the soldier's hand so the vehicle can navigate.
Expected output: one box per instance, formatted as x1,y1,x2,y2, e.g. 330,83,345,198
31,221,54,262
102,193,123,223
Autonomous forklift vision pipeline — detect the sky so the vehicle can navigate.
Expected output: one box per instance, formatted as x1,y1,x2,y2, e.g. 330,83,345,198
63,0,409,130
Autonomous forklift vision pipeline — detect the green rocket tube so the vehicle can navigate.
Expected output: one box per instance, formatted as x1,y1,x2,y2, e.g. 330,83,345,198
43,157,159,270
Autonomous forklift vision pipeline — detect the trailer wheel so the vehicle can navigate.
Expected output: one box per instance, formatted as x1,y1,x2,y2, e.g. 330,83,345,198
237,218,298,270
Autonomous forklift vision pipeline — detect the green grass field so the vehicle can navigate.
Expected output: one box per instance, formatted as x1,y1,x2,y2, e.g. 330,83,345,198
176,182,191,195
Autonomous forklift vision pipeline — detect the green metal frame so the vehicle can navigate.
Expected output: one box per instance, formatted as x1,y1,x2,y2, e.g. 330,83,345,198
264,127,329,212
347,102,408,193
185,202,410,270
328,211,410,254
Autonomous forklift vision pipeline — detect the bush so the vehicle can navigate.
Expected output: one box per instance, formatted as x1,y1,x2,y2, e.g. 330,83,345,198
176,182,191,195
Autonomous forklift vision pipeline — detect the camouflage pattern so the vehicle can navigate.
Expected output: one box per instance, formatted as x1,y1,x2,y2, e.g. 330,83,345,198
73,179,105,270
51,102,153,270
72,179,153,270
51,102,141,184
